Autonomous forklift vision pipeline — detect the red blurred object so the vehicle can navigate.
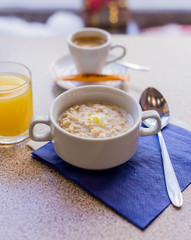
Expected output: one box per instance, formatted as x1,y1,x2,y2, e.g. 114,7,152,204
82,0,130,33
142,24,191,36
85,0,113,12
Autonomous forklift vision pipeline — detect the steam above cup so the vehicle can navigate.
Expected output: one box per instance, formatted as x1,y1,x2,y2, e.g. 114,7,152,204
67,27,126,74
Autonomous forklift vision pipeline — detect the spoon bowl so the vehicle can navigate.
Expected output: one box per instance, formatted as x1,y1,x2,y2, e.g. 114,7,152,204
139,87,169,129
139,87,183,208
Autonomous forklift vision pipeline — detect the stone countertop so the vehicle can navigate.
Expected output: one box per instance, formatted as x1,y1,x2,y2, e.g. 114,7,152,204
0,36,191,240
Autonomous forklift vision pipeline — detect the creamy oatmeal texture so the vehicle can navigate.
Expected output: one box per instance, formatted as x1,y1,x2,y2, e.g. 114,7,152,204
58,102,134,138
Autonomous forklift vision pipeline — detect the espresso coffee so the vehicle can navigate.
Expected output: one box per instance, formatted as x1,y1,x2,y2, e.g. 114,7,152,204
72,36,106,48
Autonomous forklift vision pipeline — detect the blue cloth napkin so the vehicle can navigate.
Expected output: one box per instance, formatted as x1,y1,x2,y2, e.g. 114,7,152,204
32,123,191,229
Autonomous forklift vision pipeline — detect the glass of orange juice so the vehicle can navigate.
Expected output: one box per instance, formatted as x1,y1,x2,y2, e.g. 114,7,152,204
0,61,33,144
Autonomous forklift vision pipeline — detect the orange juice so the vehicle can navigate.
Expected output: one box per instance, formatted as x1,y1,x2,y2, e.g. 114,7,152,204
0,73,33,137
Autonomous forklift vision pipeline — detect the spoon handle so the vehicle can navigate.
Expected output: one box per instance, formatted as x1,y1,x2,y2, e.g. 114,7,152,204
158,131,183,207
117,61,150,71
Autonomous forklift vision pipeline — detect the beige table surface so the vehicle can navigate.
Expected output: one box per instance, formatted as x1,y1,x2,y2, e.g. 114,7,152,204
0,36,191,240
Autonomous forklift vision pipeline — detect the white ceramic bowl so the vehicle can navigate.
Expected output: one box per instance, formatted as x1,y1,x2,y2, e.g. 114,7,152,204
29,86,161,170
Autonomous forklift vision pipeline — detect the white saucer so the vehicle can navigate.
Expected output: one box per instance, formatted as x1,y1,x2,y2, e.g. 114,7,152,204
50,54,128,90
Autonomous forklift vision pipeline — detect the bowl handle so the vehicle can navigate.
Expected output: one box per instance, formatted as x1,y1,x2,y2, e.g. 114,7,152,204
140,110,161,136
29,117,53,141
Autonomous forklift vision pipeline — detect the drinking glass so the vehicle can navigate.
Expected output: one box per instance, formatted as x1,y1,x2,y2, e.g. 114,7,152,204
0,61,33,144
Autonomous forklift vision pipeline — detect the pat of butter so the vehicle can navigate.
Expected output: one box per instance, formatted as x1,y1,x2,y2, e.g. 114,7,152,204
87,114,106,126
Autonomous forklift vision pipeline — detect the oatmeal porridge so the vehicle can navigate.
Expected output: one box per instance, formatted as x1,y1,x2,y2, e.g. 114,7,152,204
58,102,134,138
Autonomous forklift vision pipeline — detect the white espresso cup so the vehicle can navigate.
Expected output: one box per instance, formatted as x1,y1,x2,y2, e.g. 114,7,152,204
67,27,126,74
29,86,161,170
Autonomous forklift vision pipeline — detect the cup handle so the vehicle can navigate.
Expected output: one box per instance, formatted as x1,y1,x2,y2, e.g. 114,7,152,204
140,110,161,136
105,44,126,64
29,117,53,141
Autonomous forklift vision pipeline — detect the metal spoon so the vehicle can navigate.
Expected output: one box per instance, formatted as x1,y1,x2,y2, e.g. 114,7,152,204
139,87,183,207
117,60,150,72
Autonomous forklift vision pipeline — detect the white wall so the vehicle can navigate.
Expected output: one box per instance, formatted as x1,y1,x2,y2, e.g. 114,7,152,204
1,0,191,11
129,0,191,11
0,0,83,10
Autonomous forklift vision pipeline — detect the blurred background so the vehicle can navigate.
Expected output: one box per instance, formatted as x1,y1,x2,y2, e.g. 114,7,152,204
1,0,191,36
